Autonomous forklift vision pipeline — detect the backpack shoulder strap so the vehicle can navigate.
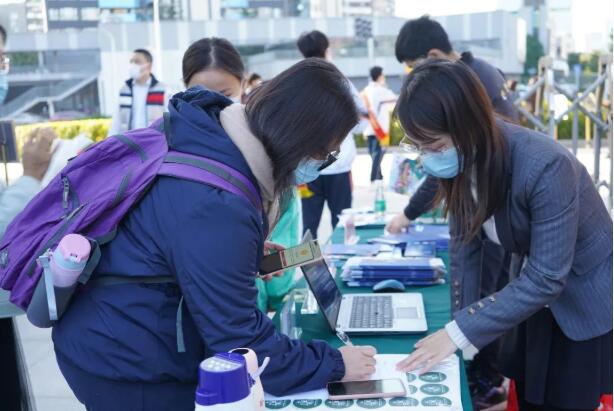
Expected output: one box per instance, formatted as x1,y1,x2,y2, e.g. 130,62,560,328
156,112,262,212
158,151,263,212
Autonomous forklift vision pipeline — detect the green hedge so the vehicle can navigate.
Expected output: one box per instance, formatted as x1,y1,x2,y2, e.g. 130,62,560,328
358,109,593,143
555,111,587,140
15,118,111,152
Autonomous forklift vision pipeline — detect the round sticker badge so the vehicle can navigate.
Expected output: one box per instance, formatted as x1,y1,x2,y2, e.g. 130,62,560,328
421,396,453,406
419,372,447,383
356,398,387,409
293,399,323,409
324,399,354,409
420,384,450,395
265,399,292,409
389,397,419,407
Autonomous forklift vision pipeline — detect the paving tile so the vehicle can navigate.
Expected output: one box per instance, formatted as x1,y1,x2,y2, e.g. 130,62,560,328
33,396,85,411
18,339,54,369
14,315,52,341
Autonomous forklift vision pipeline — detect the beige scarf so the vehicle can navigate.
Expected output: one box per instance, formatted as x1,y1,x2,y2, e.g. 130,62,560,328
219,103,279,231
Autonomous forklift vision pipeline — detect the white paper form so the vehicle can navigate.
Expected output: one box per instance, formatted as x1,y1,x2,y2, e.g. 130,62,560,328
264,354,462,410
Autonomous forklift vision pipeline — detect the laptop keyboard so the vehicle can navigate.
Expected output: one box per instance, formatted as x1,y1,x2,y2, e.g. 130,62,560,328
349,296,394,329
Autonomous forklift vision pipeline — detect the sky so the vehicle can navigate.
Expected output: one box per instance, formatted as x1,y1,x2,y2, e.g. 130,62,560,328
395,0,614,52
395,0,517,16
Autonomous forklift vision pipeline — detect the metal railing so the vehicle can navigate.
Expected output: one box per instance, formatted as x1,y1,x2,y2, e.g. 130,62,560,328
514,54,613,211
0,75,99,120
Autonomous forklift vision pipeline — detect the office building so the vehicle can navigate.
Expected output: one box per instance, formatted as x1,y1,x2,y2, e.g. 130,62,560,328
1,11,526,121
45,0,99,30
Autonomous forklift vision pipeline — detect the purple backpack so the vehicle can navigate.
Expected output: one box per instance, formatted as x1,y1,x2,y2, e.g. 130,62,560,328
0,113,262,311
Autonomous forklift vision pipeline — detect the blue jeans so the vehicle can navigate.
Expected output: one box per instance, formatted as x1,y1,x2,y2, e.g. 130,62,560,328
367,135,384,181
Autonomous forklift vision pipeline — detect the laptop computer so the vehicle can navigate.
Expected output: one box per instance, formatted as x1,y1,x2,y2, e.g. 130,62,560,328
300,256,428,335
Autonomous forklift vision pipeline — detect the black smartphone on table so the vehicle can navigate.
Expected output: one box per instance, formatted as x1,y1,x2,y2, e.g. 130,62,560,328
327,378,406,400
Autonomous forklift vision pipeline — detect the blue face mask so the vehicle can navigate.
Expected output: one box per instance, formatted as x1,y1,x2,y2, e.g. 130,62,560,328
0,73,8,105
294,158,325,185
420,147,460,179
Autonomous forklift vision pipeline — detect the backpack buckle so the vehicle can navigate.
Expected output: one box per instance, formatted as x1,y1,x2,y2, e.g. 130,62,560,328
36,250,53,268
0,250,8,268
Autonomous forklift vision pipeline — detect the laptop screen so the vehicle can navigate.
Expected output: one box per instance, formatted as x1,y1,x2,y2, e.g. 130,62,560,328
301,258,343,332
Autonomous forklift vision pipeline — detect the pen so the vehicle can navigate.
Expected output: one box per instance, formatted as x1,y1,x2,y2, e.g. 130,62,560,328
336,330,353,346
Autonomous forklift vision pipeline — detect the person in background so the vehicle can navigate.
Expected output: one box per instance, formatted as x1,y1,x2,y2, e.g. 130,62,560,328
182,37,301,312
395,59,612,411
0,24,9,104
182,38,244,101
1,129,54,237
1,128,54,411
296,30,367,238
52,56,377,410
388,16,520,236
107,48,166,136
361,66,397,182
385,16,519,410
0,26,55,229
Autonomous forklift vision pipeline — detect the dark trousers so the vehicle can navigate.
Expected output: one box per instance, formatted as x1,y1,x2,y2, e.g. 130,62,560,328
367,135,384,182
0,318,26,411
302,172,352,238
501,307,612,411
515,372,594,411
466,241,510,406
57,357,196,411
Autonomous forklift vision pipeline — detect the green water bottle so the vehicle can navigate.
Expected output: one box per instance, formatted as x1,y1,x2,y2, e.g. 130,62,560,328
374,180,386,217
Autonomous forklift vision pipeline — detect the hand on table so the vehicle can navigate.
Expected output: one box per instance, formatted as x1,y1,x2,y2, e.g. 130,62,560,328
396,329,457,374
340,345,377,381
259,241,285,282
385,213,411,234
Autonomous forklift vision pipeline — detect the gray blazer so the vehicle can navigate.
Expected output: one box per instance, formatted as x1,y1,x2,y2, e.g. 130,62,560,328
451,121,613,349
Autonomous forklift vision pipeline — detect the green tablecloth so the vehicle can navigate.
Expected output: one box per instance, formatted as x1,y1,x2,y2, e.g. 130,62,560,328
277,225,473,410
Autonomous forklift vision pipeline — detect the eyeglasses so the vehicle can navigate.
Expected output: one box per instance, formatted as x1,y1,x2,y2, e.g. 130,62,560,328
399,135,427,158
400,134,449,157
317,150,340,171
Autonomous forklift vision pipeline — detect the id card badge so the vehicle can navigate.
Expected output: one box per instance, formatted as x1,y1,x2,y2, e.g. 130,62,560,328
279,241,321,267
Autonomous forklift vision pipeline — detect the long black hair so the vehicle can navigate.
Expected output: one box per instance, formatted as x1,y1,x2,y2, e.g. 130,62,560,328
245,58,359,211
182,37,245,86
396,59,508,241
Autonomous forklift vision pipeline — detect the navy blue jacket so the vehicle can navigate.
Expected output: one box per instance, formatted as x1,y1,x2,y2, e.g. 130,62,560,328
52,88,345,396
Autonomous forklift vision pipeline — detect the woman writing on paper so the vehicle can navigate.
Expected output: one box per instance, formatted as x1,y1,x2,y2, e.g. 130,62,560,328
52,44,377,409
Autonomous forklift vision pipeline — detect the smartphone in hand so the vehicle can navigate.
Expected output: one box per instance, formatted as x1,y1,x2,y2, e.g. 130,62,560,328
259,240,322,276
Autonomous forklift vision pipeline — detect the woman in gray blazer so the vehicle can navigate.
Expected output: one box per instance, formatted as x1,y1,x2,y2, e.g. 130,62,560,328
395,59,612,411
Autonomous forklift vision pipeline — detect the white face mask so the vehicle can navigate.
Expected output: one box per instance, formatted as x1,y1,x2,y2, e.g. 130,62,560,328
129,63,143,80
229,95,241,103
